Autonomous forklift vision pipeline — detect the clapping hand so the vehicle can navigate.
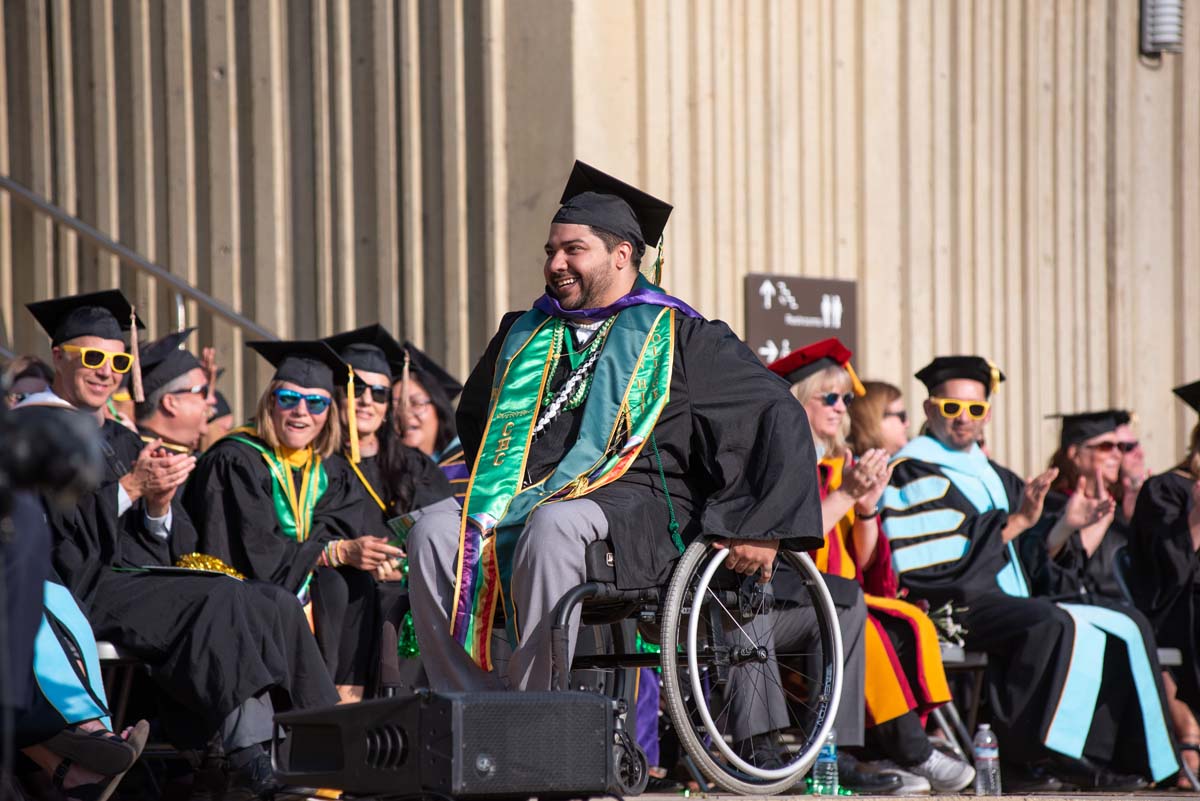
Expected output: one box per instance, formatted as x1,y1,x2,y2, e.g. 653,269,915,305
122,439,196,516
1010,467,1058,531
201,347,219,401
843,449,889,499
1063,467,1116,530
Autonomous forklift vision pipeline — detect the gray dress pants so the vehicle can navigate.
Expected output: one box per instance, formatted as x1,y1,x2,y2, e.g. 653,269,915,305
724,585,867,745
407,497,608,692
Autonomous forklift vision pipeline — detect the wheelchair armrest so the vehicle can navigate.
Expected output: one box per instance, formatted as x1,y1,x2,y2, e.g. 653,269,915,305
585,540,617,583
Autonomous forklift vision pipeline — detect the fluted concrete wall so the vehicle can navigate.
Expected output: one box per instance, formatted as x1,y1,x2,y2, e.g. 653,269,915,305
1,0,1197,475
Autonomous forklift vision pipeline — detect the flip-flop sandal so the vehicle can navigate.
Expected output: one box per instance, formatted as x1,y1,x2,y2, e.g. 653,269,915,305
51,756,131,801
44,719,150,776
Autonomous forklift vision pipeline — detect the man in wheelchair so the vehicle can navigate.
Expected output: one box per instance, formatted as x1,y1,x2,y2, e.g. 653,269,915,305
408,163,875,787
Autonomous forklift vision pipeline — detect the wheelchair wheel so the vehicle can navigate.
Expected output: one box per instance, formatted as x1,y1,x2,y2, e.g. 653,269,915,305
659,540,843,795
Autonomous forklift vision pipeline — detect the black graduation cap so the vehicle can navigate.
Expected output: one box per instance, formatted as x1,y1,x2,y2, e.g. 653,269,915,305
915,356,1005,397
246,340,349,395
403,343,463,400
1174,380,1200,415
323,324,408,380
1047,410,1123,449
139,328,203,399
26,289,145,346
552,161,673,258
211,390,232,419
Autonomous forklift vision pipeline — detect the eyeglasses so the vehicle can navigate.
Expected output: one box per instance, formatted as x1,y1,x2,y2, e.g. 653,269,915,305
931,397,990,420
169,383,210,398
1117,441,1139,454
818,392,855,408
273,388,332,415
61,345,133,374
402,397,434,417
1083,441,1120,454
883,410,909,424
353,379,389,404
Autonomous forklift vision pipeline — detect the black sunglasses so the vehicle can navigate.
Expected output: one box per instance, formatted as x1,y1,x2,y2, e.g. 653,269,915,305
1117,441,1139,454
884,410,908,424
819,392,855,408
353,379,389,404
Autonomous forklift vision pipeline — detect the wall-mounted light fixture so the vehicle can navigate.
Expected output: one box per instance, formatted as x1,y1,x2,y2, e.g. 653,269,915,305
1140,0,1185,55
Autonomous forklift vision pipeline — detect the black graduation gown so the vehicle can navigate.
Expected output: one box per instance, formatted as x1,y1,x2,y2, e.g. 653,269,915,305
50,421,338,747
181,435,363,593
2,491,51,713
1021,490,1130,604
456,311,824,592
344,450,454,689
882,452,1178,779
350,450,454,540
1130,469,1200,708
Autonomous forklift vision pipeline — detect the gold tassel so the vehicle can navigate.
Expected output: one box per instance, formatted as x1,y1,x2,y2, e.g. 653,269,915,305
347,366,361,464
129,306,145,403
397,349,411,426
986,359,1001,396
845,361,867,397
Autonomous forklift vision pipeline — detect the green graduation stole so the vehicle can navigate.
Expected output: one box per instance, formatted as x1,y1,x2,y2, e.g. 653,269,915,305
450,303,675,670
227,428,329,594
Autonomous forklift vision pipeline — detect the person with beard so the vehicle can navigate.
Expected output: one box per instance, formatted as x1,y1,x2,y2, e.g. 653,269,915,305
322,324,454,693
880,357,1178,791
28,291,338,797
404,163,878,788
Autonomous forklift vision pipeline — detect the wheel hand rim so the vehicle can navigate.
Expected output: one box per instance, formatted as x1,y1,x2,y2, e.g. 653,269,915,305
687,548,803,781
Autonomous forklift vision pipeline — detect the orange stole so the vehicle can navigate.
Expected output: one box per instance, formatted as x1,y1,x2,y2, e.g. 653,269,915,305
815,455,951,726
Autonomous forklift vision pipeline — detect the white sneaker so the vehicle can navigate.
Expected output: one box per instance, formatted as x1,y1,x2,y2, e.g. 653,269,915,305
907,748,976,793
866,760,932,795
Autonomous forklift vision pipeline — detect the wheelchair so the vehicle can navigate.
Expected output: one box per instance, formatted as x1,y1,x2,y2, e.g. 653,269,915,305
548,537,844,795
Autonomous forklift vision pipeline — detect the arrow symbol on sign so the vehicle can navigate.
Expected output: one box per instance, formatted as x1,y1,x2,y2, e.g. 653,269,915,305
759,280,776,310
758,339,779,364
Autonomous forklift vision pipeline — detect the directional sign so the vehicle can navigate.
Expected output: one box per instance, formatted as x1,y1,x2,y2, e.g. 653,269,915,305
743,275,858,367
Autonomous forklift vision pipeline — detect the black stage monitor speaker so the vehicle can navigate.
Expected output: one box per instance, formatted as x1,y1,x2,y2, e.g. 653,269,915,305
273,690,646,798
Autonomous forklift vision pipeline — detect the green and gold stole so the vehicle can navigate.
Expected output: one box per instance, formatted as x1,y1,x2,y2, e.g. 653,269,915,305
227,427,329,592
450,303,675,670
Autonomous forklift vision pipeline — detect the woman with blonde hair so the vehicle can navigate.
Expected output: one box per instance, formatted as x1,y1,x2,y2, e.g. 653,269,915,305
183,341,368,700
769,339,973,794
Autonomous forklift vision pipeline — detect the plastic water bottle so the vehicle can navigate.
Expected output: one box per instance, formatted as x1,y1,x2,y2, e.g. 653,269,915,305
973,723,1001,795
812,729,838,795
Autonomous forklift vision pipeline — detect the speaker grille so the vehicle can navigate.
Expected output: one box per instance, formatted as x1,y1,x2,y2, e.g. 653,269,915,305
452,692,611,795
364,724,408,770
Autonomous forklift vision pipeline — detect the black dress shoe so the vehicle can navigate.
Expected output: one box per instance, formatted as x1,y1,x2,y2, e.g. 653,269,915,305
1042,753,1149,792
732,732,789,770
838,751,904,794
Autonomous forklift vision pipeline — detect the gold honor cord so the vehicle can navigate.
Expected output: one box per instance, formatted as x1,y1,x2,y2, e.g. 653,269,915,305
348,459,387,511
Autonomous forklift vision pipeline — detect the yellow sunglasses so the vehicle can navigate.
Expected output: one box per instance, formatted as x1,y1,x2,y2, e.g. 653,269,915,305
61,345,134,374
931,397,990,420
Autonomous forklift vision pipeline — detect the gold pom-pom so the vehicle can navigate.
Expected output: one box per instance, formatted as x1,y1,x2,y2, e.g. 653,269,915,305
175,553,246,580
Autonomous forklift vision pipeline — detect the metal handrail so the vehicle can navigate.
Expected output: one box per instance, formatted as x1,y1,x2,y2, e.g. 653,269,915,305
0,175,277,341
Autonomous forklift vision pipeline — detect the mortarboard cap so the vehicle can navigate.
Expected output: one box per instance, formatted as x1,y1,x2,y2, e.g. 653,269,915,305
26,290,145,346
323,324,408,380
1173,380,1200,415
552,161,673,259
766,337,866,396
915,356,1005,397
247,340,348,395
1047,410,1123,449
211,390,232,420
139,328,203,399
402,343,463,400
